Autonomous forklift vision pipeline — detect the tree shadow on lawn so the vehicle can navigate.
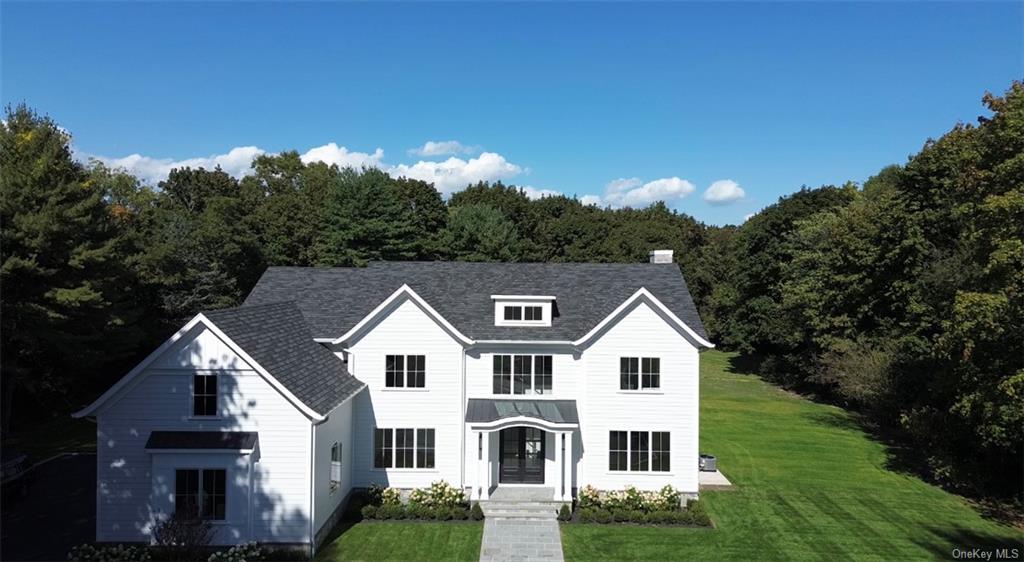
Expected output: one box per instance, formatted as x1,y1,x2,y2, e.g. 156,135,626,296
314,498,366,560
724,353,1023,530
913,526,1023,560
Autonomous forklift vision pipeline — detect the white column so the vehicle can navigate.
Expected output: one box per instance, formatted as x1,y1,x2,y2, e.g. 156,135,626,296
562,431,573,501
470,431,480,500
480,431,491,500
553,431,564,501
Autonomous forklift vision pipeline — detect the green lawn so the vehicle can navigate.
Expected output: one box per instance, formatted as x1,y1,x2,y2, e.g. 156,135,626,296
561,350,1023,561
316,521,483,562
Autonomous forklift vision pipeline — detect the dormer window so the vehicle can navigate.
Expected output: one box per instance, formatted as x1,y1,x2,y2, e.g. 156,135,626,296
493,296,555,327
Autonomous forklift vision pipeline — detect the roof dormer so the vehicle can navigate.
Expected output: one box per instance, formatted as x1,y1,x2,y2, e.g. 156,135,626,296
492,295,555,327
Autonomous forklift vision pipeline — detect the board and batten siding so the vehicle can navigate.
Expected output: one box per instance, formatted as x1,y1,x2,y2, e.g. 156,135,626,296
345,297,464,489
578,299,700,493
94,324,313,545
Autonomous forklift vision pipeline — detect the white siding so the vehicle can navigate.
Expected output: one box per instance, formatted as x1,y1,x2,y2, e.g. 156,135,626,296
579,299,700,493
311,398,354,535
347,297,464,489
95,325,313,545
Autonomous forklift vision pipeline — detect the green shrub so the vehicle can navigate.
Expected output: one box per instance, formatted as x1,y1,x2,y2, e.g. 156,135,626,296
381,487,402,506
405,504,430,520
470,503,484,521
578,485,600,509
594,509,613,524
375,504,406,520
366,484,385,506
687,500,711,526
360,505,378,520
408,481,466,509
577,508,597,523
68,544,152,562
649,510,674,524
207,543,263,562
557,504,572,522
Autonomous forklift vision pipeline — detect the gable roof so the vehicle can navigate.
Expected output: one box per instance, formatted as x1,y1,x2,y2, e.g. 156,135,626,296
73,301,365,420
243,261,710,345
202,301,365,416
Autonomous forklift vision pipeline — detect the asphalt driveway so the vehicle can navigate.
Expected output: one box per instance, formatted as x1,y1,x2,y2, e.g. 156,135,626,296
1,454,95,561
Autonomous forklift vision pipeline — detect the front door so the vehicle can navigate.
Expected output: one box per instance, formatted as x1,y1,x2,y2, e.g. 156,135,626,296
499,428,545,484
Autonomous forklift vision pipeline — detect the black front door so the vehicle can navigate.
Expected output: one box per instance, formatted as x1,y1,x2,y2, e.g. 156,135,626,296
499,428,545,484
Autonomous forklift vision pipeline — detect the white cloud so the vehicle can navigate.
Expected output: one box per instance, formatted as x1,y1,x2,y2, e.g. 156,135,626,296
299,143,385,169
407,140,477,157
743,213,756,222
82,142,525,197
520,185,562,200
87,146,266,185
703,179,746,205
389,152,523,196
587,176,696,208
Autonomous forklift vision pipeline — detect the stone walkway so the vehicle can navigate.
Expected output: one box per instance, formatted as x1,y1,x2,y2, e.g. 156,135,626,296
479,517,564,562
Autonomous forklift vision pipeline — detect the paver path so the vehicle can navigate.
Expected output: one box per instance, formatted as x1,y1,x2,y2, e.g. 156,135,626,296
479,517,564,562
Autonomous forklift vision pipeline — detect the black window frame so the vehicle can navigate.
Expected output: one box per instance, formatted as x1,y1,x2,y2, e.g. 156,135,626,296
495,354,553,395
524,306,543,321
630,431,650,471
192,374,218,417
608,431,628,471
330,442,342,489
385,355,404,388
374,428,436,469
652,432,670,472
385,355,426,388
175,468,226,521
619,358,639,390
641,357,661,389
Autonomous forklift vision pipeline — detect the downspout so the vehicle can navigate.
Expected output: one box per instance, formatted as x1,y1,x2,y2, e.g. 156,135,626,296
309,422,316,557
459,346,466,492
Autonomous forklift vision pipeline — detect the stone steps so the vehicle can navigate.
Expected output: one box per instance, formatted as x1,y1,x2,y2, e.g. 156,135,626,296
481,501,561,520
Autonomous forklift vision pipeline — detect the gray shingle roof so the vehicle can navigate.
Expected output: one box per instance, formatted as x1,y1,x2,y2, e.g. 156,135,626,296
243,261,708,343
145,431,258,450
203,301,365,416
465,399,579,425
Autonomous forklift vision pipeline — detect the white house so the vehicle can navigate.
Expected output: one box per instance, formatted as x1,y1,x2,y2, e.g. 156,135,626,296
73,250,713,552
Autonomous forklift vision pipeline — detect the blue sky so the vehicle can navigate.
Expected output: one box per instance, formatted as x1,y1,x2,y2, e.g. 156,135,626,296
3,2,1021,225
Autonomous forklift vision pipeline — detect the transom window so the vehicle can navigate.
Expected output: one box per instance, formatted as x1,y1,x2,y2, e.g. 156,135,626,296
493,354,553,395
608,431,670,472
330,442,342,491
175,468,226,520
374,428,435,469
619,357,661,390
192,374,218,417
385,355,426,388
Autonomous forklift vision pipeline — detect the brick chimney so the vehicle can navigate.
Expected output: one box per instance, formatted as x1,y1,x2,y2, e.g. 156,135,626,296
649,249,674,264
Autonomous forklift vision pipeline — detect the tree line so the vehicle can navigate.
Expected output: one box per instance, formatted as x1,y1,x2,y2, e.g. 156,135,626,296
1,82,1020,498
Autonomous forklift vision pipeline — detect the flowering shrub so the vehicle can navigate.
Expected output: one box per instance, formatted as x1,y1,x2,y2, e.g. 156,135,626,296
207,542,263,562
578,485,600,509
579,485,682,512
408,480,466,509
380,487,402,506
68,544,151,562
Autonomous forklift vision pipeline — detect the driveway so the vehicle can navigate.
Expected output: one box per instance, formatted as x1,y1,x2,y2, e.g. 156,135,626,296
1,454,95,561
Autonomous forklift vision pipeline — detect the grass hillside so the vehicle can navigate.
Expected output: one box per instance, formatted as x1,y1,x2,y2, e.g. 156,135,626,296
561,350,1022,561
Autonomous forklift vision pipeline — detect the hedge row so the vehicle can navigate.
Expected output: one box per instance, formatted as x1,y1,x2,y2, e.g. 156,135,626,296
361,503,484,521
574,499,711,526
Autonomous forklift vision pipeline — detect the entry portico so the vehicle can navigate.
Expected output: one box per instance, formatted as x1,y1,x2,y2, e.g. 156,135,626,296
466,399,578,502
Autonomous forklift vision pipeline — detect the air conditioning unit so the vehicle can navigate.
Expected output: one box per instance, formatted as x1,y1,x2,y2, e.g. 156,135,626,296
699,454,717,472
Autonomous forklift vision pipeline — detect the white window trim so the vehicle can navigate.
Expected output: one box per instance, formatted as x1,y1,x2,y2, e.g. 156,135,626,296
491,354,554,396
607,430,672,474
493,299,554,327
371,427,436,471
330,442,342,493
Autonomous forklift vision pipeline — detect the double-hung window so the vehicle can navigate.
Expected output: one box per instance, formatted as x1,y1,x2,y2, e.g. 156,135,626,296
493,355,554,395
502,305,543,322
608,431,670,472
385,355,426,388
175,468,226,520
619,357,660,390
374,428,435,469
192,374,218,417
330,442,342,491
